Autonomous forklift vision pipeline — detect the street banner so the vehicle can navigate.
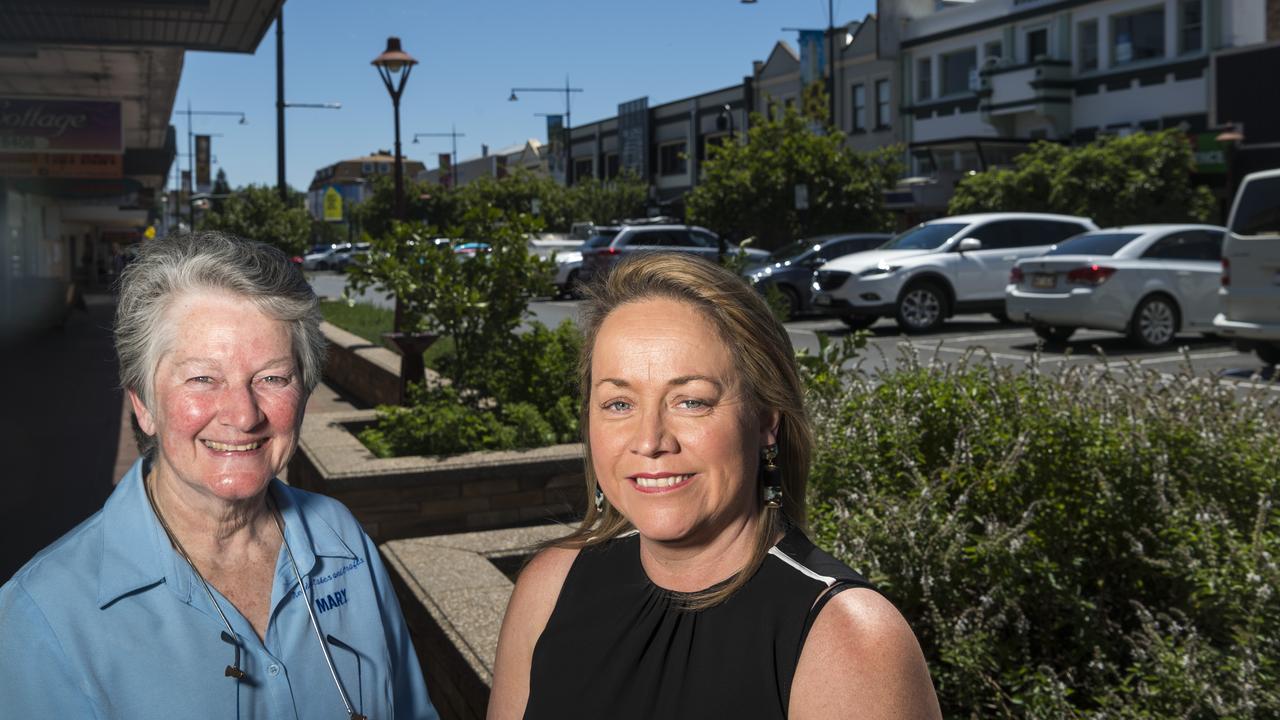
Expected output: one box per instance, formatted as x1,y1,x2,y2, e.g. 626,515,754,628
0,97,123,154
618,97,649,179
195,134,211,192
798,29,826,87
438,153,452,187
545,114,566,185
323,186,343,221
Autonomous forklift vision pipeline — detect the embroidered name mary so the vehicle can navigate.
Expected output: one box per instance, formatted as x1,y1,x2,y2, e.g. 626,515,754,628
315,588,350,614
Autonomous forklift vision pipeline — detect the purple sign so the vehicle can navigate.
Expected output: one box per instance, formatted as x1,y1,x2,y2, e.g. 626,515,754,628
0,98,123,154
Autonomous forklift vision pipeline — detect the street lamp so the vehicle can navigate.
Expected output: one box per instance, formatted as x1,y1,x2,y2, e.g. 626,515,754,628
372,36,418,225
274,7,344,202
178,102,246,230
509,77,583,185
742,0,837,128
413,125,466,188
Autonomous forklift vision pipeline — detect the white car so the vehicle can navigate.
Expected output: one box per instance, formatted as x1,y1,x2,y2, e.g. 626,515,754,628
1213,168,1280,365
552,250,583,298
811,213,1096,332
302,243,351,271
1006,225,1226,347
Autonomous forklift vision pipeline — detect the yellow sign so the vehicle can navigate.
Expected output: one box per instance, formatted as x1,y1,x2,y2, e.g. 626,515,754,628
323,186,343,222
143,225,156,240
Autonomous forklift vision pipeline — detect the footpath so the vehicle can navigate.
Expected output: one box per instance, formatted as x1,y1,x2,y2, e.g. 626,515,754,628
0,294,359,584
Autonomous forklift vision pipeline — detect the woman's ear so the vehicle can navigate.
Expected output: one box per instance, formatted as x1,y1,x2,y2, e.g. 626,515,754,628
128,389,156,437
760,408,781,447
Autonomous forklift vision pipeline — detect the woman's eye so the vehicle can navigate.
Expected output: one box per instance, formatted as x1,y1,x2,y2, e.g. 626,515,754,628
603,400,632,412
677,399,708,410
259,375,292,387
187,376,215,385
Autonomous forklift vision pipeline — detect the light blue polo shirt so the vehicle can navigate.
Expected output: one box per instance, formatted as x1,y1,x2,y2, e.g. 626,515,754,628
0,459,439,719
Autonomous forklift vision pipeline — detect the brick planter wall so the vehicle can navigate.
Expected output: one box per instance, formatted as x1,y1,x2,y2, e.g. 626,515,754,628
320,321,405,408
288,410,586,542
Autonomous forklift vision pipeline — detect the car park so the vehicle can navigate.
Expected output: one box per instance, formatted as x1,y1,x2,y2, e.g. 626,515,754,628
745,232,890,318
578,223,768,283
1213,168,1280,365
1006,225,1225,347
302,243,352,271
811,213,1097,332
334,242,371,272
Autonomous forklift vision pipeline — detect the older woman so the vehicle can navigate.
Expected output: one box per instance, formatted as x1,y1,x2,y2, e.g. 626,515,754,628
489,254,941,719
0,232,438,719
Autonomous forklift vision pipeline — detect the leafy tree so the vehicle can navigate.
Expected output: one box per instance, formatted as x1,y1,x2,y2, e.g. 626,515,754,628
345,207,555,392
687,83,902,250
455,169,572,231
564,170,648,226
948,129,1218,226
199,184,311,256
210,168,232,213
353,175,462,241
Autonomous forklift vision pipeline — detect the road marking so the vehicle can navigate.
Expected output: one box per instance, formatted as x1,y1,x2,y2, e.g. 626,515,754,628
925,345,1071,364
939,330,1038,343
1101,350,1246,367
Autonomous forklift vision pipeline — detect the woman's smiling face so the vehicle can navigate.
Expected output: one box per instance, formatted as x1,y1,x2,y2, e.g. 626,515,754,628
588,297,776,547
131,290,304,503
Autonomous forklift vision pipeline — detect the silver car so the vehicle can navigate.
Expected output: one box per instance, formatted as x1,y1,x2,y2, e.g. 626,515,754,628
1006,224,1225,347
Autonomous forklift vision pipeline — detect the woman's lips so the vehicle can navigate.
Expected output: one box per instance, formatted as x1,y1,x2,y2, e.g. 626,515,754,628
629,473,694,493
200,438,266,453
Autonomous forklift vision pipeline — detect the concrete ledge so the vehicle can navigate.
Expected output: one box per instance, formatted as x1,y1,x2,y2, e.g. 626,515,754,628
381,525,567,720
321,321,407,407
288,409,586,541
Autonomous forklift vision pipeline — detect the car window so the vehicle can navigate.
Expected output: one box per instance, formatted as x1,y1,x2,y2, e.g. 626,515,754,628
1046,232,1141,256
1142,230,1223,261
998,220,1086,249
1231,176,1280,236
689,230,718,248
883,223,966,251
964,220,1020,250
583,231,620,249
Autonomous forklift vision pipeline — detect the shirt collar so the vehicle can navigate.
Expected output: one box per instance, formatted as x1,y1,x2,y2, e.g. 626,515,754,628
269,480,358,582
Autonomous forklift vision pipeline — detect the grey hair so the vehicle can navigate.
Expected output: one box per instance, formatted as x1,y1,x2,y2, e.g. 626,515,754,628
114,231,326,458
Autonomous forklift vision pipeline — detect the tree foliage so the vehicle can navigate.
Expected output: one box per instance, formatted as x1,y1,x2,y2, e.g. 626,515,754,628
948,130,1218,226
564,170,648,226
198,183,311,256
353,175,462,241
687,83,902,250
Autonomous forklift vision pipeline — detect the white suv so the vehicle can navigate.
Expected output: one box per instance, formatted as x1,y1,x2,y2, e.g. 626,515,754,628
1212,168,1280,365
811,213,1097,332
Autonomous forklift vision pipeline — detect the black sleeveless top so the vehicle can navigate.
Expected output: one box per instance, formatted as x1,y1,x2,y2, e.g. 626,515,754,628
524,528,874,719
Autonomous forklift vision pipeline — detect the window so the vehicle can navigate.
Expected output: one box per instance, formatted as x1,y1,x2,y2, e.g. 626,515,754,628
875,80,891,129
1231,176,1280,236
1026,28,1049,61
1142,230,1223,261
605,153,620,179
1046,232,1142,256
1112,7,1165,65
917,57,933,100
984,40,1003,61
658,142,687,176
851,84,867,131
940,48,977,96
689,230,719,248
1180,0,1203,54
573,158,593,181
1079,19,1099,70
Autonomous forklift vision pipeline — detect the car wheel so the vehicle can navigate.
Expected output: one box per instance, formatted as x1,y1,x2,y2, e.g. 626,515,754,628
1033,324,1076,346
841,315,877,330
1129,295,1179,349
318,261,330,272
895,281,948,333
566,270,581,299
777,285,801,319
1255,342,1280,366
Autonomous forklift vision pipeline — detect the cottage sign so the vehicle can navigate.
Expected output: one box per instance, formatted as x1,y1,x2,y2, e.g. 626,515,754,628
0,98,123,154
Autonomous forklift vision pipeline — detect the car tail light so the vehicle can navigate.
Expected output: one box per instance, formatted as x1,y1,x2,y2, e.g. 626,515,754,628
1066,264,1116,286
607,247,619,255
1221,257,1230,287
1009,266,1024,284
815,270,851,291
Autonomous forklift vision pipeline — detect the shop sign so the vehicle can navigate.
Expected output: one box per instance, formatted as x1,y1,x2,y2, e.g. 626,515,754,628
0,98,123,154
1191,132,1226,174
323,186,343,221
0,152,122,179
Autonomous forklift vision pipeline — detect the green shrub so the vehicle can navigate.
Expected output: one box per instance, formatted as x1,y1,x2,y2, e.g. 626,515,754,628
803,347,1280,718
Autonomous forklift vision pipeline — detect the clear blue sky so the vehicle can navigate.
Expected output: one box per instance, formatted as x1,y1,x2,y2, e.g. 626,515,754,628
170,0,875,192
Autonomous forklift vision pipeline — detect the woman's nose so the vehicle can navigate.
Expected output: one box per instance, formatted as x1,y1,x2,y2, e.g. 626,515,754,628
631,407,677,457
219,383,265,431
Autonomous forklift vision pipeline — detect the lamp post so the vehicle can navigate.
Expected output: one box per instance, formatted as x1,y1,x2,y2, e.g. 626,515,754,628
372,36,418,335
413,125,466,188
742,0,836,127
1216,123,1245,214
178,102,246,230
509,77,583,185
275,3,343,203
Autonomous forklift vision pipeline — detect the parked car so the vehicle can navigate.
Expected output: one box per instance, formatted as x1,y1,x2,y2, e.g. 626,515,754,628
302,243,352,271
1006,225,1225,347
745,233,891,318
811,213,1097,332
1213,168,1280,365
579,223,768,283
334,242,371,272
453,242,492,260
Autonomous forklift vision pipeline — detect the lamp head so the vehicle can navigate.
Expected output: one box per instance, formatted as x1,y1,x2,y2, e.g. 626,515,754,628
372,37,418,73
508,91,518,102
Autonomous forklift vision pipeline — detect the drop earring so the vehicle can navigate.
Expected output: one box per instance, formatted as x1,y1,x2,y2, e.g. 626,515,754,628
595,485,604,512
761,444,782,508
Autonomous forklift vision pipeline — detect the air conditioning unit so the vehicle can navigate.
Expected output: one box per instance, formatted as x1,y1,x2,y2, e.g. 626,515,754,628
968,68,983,91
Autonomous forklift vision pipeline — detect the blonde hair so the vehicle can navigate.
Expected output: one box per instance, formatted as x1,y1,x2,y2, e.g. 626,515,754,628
557,253,812,610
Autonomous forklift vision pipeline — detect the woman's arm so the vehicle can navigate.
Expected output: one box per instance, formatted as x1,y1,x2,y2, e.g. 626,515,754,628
789,588,942,720
487,545,579,720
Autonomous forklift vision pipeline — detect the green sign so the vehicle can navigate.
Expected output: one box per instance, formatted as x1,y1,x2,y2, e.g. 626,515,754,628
1192,133,1226,174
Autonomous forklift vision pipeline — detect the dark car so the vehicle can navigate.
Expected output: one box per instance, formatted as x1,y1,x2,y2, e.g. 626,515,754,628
745,233,890,318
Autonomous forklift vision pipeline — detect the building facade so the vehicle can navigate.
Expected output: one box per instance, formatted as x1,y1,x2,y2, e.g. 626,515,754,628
416,140,544,187
305,151,425,223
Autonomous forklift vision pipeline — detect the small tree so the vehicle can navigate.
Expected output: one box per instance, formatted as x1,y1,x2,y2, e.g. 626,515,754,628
345,208,554,393
354,175,462,241
199,184,311,256
948,130,1218,226
565,170,648,225
687,83,902,249
210,168,232,214
455,169,573,231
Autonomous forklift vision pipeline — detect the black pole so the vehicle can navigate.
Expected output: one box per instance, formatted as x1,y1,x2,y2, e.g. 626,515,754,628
564,77,573,187
393,96,404,222
276,9,286,203
186,101,194,230
827,0,836,128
